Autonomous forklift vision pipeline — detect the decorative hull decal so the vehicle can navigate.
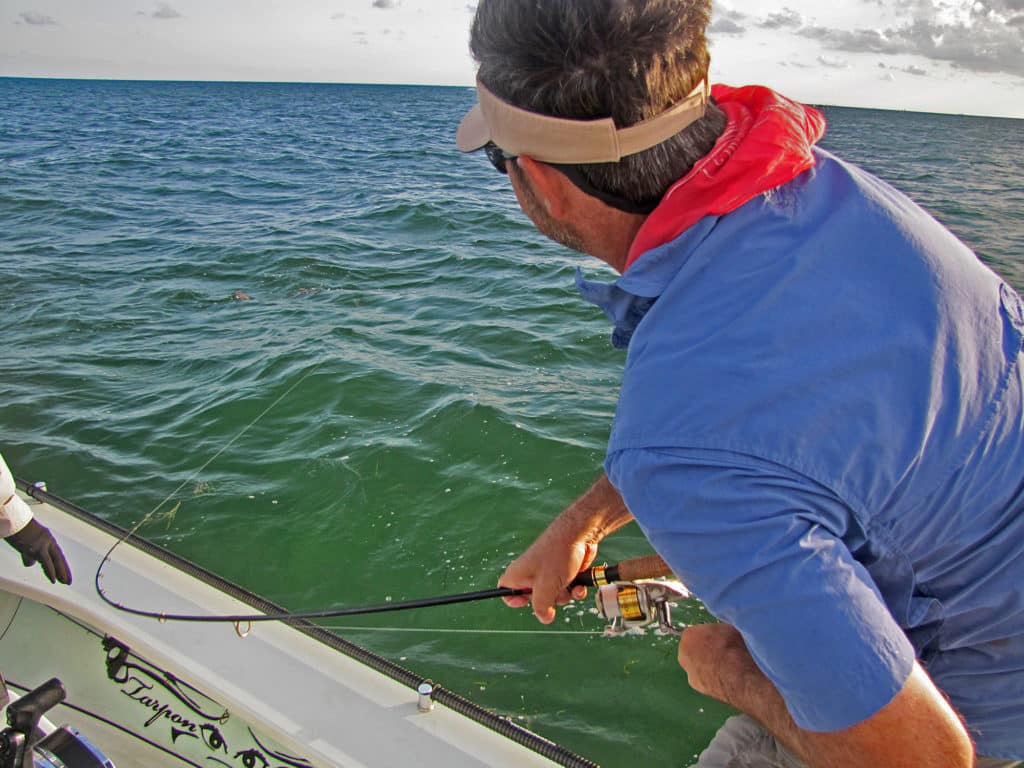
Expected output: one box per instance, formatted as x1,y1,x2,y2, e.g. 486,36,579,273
103,637,313,768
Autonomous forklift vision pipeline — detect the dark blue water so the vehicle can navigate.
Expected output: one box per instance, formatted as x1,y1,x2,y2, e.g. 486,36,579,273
1,77,1021,767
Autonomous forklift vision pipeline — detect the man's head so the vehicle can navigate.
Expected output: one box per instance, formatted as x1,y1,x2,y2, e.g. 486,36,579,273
459,0,726,212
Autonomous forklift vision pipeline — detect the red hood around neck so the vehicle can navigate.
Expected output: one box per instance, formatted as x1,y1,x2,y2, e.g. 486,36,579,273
625,85,826,270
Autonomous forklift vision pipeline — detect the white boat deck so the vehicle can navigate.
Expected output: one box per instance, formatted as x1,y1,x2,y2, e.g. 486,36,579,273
0,489,582,768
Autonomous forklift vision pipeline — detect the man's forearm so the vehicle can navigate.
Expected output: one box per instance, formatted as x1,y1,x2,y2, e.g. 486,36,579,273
554,473,634,544
750,664,973,768
679,624,974,768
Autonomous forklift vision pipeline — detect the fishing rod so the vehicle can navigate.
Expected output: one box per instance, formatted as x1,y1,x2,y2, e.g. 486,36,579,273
21,478,690,635
92,552,675,625
15,339,687,633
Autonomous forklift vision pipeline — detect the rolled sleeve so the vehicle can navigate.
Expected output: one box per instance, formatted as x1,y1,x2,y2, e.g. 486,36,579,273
607,446,915,732
0,454,33,538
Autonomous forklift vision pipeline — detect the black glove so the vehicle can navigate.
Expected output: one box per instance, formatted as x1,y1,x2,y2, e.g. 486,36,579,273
5,519,72,585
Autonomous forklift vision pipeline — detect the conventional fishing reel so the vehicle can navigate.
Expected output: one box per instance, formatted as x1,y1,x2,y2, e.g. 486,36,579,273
592,578,691,637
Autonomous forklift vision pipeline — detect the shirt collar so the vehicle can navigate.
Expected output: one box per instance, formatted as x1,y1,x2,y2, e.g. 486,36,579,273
576,84,825,348
576,216,720,348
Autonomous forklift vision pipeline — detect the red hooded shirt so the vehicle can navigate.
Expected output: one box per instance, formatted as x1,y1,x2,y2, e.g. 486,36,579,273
625,85,827,270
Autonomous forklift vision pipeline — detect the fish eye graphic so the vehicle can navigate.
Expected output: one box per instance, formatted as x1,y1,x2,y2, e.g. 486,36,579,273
200,723,227,753
234,749,269,768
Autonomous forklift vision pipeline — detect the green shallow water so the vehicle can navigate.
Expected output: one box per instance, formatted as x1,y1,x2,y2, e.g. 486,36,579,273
1,78,1021,767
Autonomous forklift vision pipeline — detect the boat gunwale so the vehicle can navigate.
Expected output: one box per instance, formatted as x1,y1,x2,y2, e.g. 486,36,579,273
14,477,599,768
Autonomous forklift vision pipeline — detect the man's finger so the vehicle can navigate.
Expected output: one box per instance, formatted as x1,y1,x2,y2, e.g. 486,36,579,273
501,594,530,608
530,574,563,624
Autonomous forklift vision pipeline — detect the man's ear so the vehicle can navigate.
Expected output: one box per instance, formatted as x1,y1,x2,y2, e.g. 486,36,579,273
515,156,572,219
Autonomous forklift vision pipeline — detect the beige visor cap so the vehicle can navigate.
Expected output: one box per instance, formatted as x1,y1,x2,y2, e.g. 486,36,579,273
456,78,709,165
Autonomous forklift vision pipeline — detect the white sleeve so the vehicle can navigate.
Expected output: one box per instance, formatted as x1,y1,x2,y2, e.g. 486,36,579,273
0,453,33,538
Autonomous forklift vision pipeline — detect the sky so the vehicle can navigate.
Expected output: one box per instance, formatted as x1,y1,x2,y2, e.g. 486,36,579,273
1,0,1022,118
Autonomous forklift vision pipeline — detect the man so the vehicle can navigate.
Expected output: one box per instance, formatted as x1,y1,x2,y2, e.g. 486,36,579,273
1,453,72,585
455,2,1023,767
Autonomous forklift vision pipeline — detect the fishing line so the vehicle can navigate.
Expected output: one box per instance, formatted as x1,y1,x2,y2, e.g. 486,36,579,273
321,625,602,636
95,360,327,617
87,357,566,627
90,356,670,628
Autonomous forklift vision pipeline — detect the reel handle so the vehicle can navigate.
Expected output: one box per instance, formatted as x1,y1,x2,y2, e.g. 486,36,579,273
569,552,672,588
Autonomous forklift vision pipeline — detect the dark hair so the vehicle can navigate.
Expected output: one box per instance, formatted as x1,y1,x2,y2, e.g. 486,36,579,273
470,0,727,207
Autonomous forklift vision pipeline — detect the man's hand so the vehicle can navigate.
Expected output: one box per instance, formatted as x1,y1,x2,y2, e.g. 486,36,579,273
499,535,596,624
498,473,634,624
677,622,763,702
5,519,72,585
677,623,974,768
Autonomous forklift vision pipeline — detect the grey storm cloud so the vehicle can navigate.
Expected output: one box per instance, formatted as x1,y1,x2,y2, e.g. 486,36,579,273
803,1,1024,77
711,1,1022,78
799,18,1023,77
17,11,57,25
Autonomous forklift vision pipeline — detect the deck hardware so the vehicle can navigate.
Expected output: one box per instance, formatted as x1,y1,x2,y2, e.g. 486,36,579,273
417,682,435,713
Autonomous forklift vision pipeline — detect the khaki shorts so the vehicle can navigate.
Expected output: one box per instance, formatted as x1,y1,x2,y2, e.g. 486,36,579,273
691,714,1022,768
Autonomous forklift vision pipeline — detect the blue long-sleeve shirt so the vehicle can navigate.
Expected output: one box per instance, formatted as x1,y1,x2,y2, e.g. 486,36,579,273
579,147,1024,758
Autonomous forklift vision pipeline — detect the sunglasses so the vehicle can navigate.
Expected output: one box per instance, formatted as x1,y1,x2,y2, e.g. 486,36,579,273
482,143,660,215
484,142,516,174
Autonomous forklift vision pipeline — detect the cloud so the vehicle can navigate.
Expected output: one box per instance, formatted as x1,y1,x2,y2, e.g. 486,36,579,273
817,54,849,69
709,6,747,36
17,11,57,25
371,0,400,8
979,0,1024,14
152,3,182,19
712,0,1023,78
880,61,930,76
758,8,803,30
709,18,746,35
799,2,1024,78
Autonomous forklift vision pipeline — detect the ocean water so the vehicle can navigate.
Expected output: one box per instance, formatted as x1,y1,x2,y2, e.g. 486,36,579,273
1,77,1021,767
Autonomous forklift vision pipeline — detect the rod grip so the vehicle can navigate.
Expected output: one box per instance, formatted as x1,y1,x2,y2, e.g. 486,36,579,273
569,552,673,587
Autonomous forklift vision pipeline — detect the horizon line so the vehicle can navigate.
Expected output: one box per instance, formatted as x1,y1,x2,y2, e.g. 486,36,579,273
2,74,1020,121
